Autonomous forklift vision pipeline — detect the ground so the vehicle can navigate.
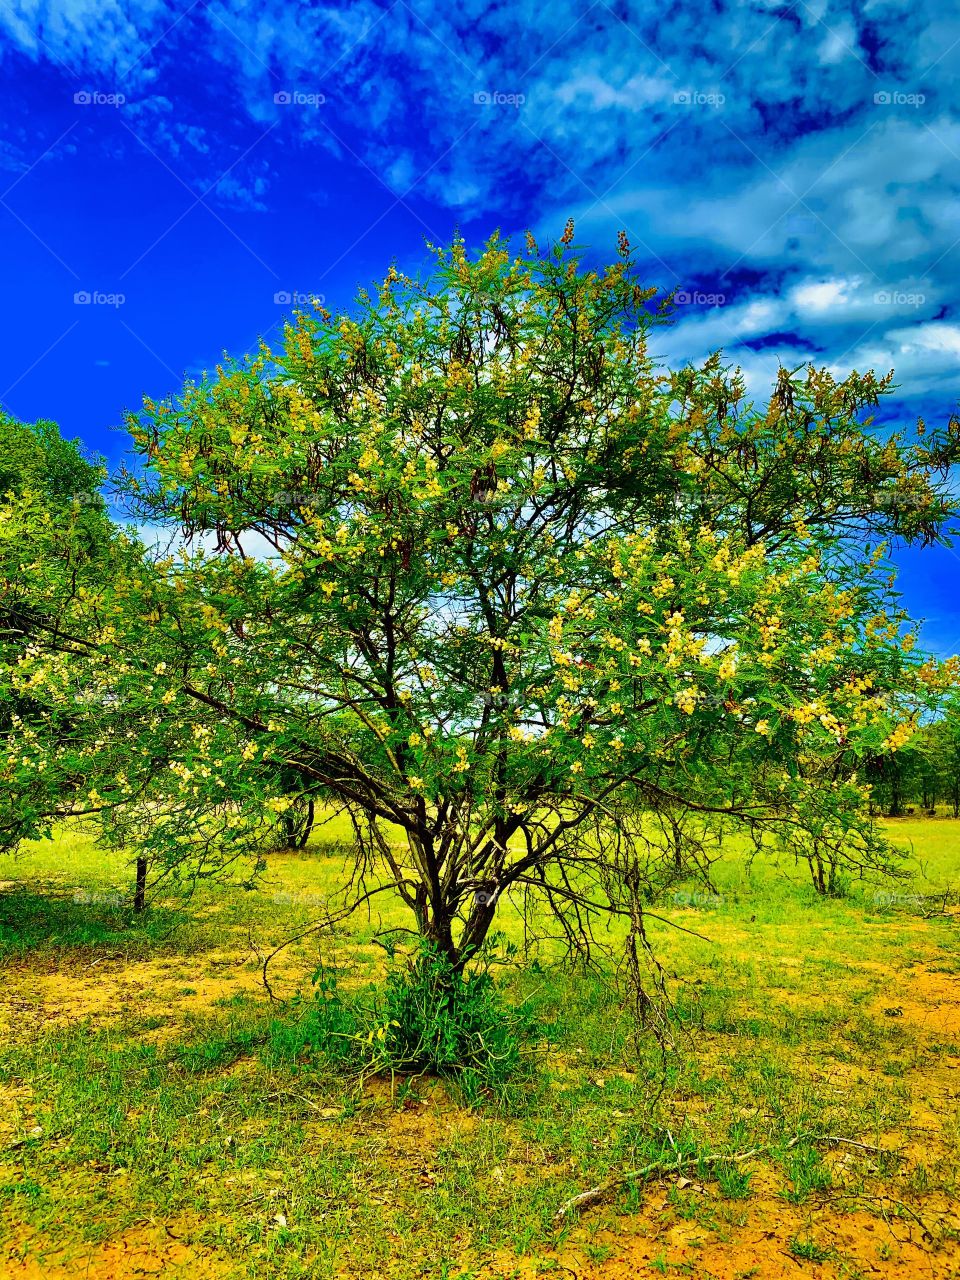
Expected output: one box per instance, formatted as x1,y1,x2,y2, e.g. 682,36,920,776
0,817,958,1279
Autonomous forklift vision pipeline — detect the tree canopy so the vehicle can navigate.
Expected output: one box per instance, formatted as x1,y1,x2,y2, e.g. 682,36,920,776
2,230,958,964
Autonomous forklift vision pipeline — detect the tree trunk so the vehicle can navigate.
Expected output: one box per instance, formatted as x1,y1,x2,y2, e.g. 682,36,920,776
425,907,459,968
826,859,837,895
456,895,499,969
811,854,826,896
295,798,315,849
133,857,147,912
282,813,298,850
889,773,903,818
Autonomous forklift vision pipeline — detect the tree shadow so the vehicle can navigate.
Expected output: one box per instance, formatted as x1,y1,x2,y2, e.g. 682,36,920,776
0,882,184,961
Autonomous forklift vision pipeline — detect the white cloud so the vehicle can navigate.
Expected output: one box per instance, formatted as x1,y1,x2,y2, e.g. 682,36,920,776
791,279,858,313
2,0,958,412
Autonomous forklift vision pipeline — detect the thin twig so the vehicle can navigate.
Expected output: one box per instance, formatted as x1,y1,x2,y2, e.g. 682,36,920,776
555,1132,901,1218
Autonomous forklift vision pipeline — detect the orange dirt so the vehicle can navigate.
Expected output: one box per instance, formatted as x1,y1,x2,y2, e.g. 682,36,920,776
3,925,960,1277
869,964,960,1038
539,1202,959,1279
0,949,310,1043
1,1225,227,1279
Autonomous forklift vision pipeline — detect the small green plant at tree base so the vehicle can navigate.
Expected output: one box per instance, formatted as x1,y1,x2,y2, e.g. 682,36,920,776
296,939,534,1104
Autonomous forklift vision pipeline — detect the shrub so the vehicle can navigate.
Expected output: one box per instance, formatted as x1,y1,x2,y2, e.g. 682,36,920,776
298,940,534,1105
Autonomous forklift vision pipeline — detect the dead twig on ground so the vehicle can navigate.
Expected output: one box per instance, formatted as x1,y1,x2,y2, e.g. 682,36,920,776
555,1132,901,1218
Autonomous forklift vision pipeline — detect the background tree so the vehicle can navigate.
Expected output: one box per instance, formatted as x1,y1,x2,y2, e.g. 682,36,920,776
3,229,958,984
0,414,113,842
920,699,960,817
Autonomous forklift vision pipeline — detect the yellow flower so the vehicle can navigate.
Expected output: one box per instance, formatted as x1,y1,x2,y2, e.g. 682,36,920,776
675,687,698,715
570,761,583,774
718,651,737,681
883,721,914,752
755,720,771,737
408,775,424,790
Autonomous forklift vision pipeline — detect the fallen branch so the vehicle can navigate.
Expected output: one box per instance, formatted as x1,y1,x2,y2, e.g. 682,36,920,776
555,1132,899,1219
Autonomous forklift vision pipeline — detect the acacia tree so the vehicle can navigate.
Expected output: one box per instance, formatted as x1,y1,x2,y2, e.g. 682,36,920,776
3,229,958,971
918,697,960,817
0,415,115,841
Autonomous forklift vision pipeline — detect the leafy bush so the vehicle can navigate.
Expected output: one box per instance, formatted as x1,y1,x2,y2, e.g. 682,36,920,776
298,941,534,1105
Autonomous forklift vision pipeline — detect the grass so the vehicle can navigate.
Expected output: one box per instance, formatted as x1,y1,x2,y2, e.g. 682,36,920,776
0,817,959,1277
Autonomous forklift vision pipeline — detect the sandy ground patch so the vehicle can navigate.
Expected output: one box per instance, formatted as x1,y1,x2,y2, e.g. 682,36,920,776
1,1225,229,1279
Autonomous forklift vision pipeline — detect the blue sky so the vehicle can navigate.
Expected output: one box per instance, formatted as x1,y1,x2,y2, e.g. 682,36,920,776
1,0,958,649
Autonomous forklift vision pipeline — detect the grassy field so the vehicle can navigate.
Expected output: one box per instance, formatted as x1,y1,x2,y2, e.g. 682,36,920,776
1,817,959,1279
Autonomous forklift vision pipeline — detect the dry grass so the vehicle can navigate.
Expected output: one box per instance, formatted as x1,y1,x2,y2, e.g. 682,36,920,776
0,816,959,1279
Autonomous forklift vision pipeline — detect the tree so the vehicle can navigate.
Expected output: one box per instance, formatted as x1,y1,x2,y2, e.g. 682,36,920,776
922,697,960,817
3,228,958,978
0,414,114,841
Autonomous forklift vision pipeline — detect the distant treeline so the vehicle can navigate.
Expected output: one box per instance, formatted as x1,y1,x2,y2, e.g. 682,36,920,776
868,699,960,817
